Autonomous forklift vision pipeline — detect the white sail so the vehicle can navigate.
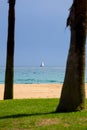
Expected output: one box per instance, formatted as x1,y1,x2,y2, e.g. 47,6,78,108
40,61,44,67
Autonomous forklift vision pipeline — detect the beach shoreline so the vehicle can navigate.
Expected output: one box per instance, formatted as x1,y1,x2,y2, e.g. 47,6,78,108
0,84,87,100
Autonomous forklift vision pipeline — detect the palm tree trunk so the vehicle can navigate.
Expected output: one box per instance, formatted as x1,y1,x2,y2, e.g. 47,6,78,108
4,0,16,99
56,0,87,112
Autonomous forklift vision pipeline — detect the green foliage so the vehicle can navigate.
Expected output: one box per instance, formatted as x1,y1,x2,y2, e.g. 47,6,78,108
0,99,87,130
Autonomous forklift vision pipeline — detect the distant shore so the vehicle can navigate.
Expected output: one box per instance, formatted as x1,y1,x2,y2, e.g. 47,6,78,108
0,84,87,100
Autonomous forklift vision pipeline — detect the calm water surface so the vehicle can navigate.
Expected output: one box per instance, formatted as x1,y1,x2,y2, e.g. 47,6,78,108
0,67,87,84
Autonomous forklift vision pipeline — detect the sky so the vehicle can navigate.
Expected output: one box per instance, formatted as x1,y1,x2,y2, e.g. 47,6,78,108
0,0,87,67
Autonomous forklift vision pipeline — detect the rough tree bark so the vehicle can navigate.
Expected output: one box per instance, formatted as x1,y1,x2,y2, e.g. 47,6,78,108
56,0,87,112
4,0,16,99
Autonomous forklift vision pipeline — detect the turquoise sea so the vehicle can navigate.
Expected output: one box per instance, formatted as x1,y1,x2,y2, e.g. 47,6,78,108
0,67,87,84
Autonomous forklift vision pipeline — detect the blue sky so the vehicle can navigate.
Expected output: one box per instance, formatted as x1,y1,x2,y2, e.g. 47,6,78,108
0,0,87,67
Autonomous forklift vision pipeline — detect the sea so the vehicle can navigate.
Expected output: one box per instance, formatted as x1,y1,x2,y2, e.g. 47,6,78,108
0,67,87,84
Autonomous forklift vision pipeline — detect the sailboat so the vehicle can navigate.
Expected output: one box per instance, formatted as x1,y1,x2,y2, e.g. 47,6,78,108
40,61,45,67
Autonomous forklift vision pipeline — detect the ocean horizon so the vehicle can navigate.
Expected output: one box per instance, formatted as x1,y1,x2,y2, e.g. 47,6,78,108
0,66,87,84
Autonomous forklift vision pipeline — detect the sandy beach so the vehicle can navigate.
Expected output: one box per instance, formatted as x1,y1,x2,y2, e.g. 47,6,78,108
0,84,87,100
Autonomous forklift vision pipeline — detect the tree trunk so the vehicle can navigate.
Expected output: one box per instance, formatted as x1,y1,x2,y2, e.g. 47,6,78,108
4,0,16,99
56,0,87,112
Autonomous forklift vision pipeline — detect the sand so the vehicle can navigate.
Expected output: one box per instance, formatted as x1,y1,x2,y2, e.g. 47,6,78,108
0,84,87,100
